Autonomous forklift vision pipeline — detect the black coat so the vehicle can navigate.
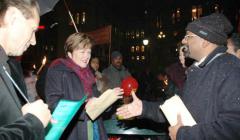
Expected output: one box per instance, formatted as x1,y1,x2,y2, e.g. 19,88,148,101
141,47,240,140
45,62,107,140
0,47,44,140
8,57,28,105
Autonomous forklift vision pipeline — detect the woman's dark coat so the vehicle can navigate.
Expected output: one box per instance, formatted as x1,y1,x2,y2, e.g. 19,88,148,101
45,62,107,140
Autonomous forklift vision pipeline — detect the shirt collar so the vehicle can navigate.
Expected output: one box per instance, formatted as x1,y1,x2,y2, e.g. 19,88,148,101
197,46,227,68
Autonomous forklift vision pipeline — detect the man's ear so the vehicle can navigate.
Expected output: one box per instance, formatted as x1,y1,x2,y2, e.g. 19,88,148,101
67,52,72,58
3,7,20,27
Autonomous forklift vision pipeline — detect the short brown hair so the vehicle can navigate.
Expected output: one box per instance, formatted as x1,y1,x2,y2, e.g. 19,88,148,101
0,0,39,26
64,32,94,55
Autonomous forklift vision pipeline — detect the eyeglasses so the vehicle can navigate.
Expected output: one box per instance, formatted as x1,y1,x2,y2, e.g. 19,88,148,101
183,34,197,40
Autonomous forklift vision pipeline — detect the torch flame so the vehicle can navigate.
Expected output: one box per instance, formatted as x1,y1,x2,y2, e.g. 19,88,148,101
42,56,47,65
37,56,47,75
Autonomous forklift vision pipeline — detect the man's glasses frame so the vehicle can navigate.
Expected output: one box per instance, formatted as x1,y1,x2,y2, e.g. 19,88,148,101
183,34,197,40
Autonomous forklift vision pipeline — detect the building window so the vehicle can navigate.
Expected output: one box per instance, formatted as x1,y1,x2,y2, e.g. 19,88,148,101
136,56,140,61
131,46,135,52
131,56,135,60
131,31,135,39
82,12,86,24
172,12,176,24
136,30,140,38
172,8,181,24
192,6,202,20
136,46,140,52
140,30,145,38
141,45,145,52
141,56,145,60
176,8,181,22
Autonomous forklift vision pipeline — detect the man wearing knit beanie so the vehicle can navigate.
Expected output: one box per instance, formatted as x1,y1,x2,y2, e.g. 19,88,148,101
166,13,240,140
103,50,131,88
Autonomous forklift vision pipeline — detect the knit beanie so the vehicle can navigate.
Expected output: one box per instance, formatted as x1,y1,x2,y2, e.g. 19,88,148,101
111,51,122,59
186,13,233,45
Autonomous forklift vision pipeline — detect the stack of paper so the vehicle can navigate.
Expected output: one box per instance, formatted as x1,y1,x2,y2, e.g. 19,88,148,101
159,95,197,126
86,89,120,120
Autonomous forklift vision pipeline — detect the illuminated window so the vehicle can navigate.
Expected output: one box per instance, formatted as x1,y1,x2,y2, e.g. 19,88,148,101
136,56,140,61
192,6,202,20
141,45,145,52
141,30,145,38
172,8,181,24
136,30,140,38
131,46,135,52
131,31,135,39
131,56,135,60
141,56,145,60
82,12,86,24
136,46,140,52
176,8,180,22
192,6,197,20
172,12,176,24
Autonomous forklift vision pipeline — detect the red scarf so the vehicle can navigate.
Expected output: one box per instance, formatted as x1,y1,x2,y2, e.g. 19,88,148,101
50,58,95,97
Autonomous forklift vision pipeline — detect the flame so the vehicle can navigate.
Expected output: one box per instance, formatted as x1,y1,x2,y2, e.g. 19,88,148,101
163,79,168,86
42,56,47,65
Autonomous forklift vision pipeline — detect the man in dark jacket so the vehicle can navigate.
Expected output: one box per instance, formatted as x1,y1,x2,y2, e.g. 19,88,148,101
0,0,51,139
227,33,240,59
117,13,240,140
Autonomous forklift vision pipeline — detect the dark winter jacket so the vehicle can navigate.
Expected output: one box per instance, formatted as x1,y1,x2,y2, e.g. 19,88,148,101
45,61,107,140
141,47,240,140
0,47,45,140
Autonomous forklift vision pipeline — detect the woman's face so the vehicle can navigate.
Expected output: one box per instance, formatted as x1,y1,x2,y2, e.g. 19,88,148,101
90,58,100,71
68,48,91,68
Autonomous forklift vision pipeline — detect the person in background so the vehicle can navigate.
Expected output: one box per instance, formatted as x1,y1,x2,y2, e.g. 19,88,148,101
102,51,131,120
102,51,131,89
0,0,51,139
227,33,240,58
117,13,240,140
90,56,107,93
45,32,123,140
24,70,38,102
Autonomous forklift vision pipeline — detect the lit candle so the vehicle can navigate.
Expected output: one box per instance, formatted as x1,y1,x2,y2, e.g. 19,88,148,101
37,56,47,75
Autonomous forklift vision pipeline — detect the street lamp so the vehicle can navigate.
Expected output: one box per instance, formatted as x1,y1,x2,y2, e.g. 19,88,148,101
158,31,166,39
143,39,149,45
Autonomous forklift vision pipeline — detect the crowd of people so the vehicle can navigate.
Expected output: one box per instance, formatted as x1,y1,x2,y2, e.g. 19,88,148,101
1,0,240,140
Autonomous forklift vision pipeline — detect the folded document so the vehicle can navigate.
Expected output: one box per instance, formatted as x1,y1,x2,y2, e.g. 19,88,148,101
159,95,197,126
86,89,120,120
45,96,87,140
